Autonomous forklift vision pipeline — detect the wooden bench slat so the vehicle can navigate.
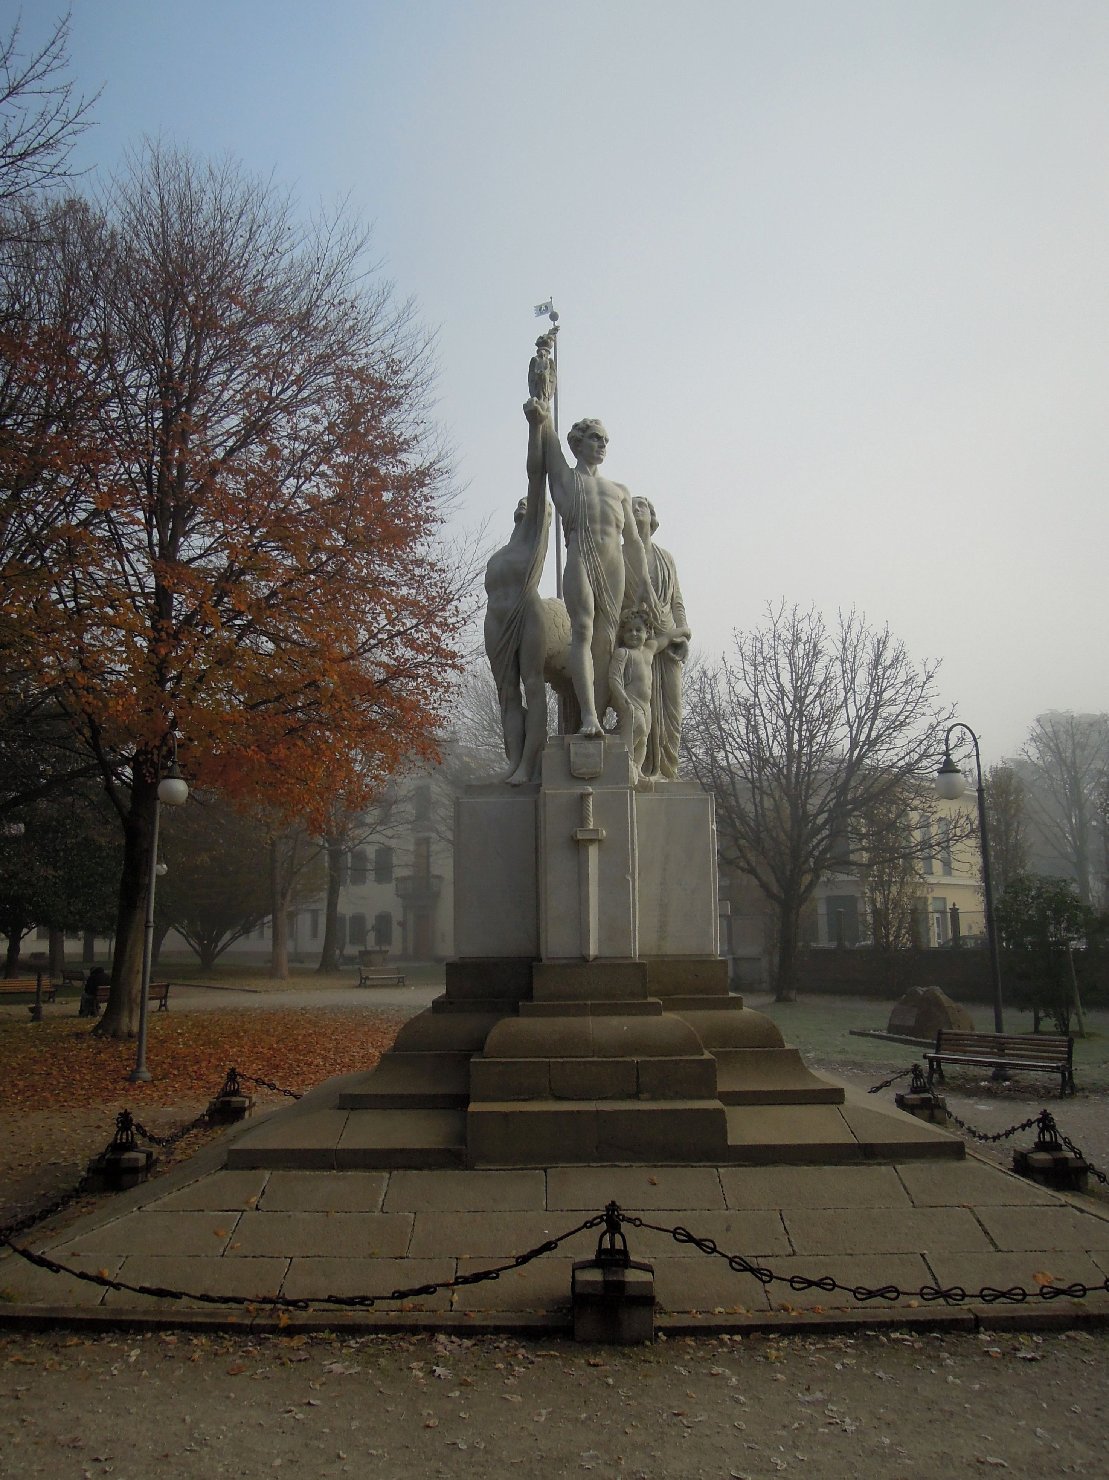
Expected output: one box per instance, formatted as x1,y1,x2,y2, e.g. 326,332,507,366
926,1029,1075,1096
356,971,406,988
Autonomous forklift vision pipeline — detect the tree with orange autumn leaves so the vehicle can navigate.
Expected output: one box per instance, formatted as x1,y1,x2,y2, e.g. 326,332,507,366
1,144,474,1035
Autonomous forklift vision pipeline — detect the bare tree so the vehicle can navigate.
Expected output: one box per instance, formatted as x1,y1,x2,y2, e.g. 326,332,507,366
684,603,961,1000
1021,712,1108,906
984,763,1028,899
0,13,97,214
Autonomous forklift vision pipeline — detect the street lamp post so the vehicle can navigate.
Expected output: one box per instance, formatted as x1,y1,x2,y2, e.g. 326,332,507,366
935,722,1004,1037
129,736,189,1083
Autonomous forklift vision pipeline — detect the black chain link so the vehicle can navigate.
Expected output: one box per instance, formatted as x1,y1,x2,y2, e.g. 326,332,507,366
944,1109,1040,1145
132,1111,213,1148
236,1072,302,1100
867,1067,914,1094
1,1212,606,1311
620,1210,1109,1308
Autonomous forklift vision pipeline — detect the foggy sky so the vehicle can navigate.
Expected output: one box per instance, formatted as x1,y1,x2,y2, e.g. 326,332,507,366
40,0,1109,763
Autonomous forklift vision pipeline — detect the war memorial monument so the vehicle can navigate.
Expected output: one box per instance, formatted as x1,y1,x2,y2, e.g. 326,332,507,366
7,332,1108,1334
227,337,957,1173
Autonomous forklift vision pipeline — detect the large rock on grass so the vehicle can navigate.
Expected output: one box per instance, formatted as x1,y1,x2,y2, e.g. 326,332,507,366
887,986,974,1039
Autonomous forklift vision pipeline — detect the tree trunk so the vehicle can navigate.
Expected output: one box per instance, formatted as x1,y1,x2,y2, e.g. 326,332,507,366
82,929,96,966
316,837,343,973
48,927,65,977
269,840,289,980
774,902,801,1002
96,774,156,1037
3,923,24,977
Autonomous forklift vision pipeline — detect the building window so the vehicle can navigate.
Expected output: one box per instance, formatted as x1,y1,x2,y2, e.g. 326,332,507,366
938,818,952,875
414,836,431,880
349,913,367,947
374,911,393,948
919,821,934,876
932,898,949,946
374,845,394,884
413,784,431,823
350,849,368,886
824,895,860,946
36,926,48,941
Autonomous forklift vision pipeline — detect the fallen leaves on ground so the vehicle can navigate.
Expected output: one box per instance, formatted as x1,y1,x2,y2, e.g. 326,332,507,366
0,1006,401,1112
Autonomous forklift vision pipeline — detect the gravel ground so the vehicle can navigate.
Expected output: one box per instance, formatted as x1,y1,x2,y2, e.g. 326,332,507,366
1,1325,1107,1479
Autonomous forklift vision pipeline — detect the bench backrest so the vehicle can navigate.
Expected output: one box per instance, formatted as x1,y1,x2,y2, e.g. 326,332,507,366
934,1030,1072,1061
95,981,170,1001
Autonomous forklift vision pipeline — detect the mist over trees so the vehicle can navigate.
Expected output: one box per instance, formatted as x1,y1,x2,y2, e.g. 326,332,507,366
1018,712,1108,907
683,603,962,1001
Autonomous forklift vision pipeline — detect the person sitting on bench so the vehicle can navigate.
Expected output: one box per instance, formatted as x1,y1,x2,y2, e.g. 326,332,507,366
80,966,108,1018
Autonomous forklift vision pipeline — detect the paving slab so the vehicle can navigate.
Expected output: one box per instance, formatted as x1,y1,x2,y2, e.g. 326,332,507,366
227,1210,413,1258
408,1211,597,1260
838,1098,964,1157
895,1159,1059,1207
783,1205,993,1255
651,1256,773,1314
724,1105,858,1157
258,1171,388,1212
102,1255,287,1308
151,1170,270,1211
925,1250,1109,1305
0,1250,122,1306
383,1168,546,1212
281,1256,455,1310
452,1255,574,1312
973,1205,1109,1253
720,1164,909,1210
50,1210,242,1258
546,1165,725,1211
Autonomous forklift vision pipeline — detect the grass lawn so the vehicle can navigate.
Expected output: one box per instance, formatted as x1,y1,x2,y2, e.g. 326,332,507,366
751,993,1109,1092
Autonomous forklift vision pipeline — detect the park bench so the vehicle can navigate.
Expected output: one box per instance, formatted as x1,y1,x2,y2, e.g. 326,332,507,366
356,968,407,988
0,976,57,1002
90,980,172,1012
925,1030,1075,1097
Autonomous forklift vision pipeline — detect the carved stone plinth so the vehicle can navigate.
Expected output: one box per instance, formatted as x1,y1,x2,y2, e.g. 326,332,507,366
227,737,969,1171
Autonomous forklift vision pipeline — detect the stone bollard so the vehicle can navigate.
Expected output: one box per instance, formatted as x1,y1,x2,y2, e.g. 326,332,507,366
1012,1111,1089,1193
572,1202,655,1344
895,1064,949,1125
86,1109,155,1191
206,1066,255,1124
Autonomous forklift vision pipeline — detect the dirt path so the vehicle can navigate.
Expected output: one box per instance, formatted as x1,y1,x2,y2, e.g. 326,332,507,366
1,1326,1105,1478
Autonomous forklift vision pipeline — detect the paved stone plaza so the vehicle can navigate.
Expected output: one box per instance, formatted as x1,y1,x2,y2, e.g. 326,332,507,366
3,1091,1108,1332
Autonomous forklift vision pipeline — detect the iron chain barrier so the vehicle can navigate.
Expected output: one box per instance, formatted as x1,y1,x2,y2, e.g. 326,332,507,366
4,1200,1109,1314
868,1064,1109,1185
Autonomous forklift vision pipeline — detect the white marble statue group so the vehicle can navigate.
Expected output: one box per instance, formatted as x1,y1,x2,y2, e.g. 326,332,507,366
484,337,689,787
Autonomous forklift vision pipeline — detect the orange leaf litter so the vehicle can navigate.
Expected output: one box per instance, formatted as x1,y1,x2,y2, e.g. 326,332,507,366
0,1008,403,1111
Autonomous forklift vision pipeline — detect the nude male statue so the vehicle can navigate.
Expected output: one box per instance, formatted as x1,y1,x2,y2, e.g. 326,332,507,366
524,398,659,735
632,496,690,780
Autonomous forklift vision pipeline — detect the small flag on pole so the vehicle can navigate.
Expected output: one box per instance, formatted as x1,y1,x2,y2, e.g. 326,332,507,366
534,299,554,317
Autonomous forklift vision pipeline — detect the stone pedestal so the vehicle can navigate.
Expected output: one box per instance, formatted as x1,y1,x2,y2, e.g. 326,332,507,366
303,736,949,1169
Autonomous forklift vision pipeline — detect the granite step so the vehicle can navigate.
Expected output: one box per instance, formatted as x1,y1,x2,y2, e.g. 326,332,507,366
337,1053,471,1110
